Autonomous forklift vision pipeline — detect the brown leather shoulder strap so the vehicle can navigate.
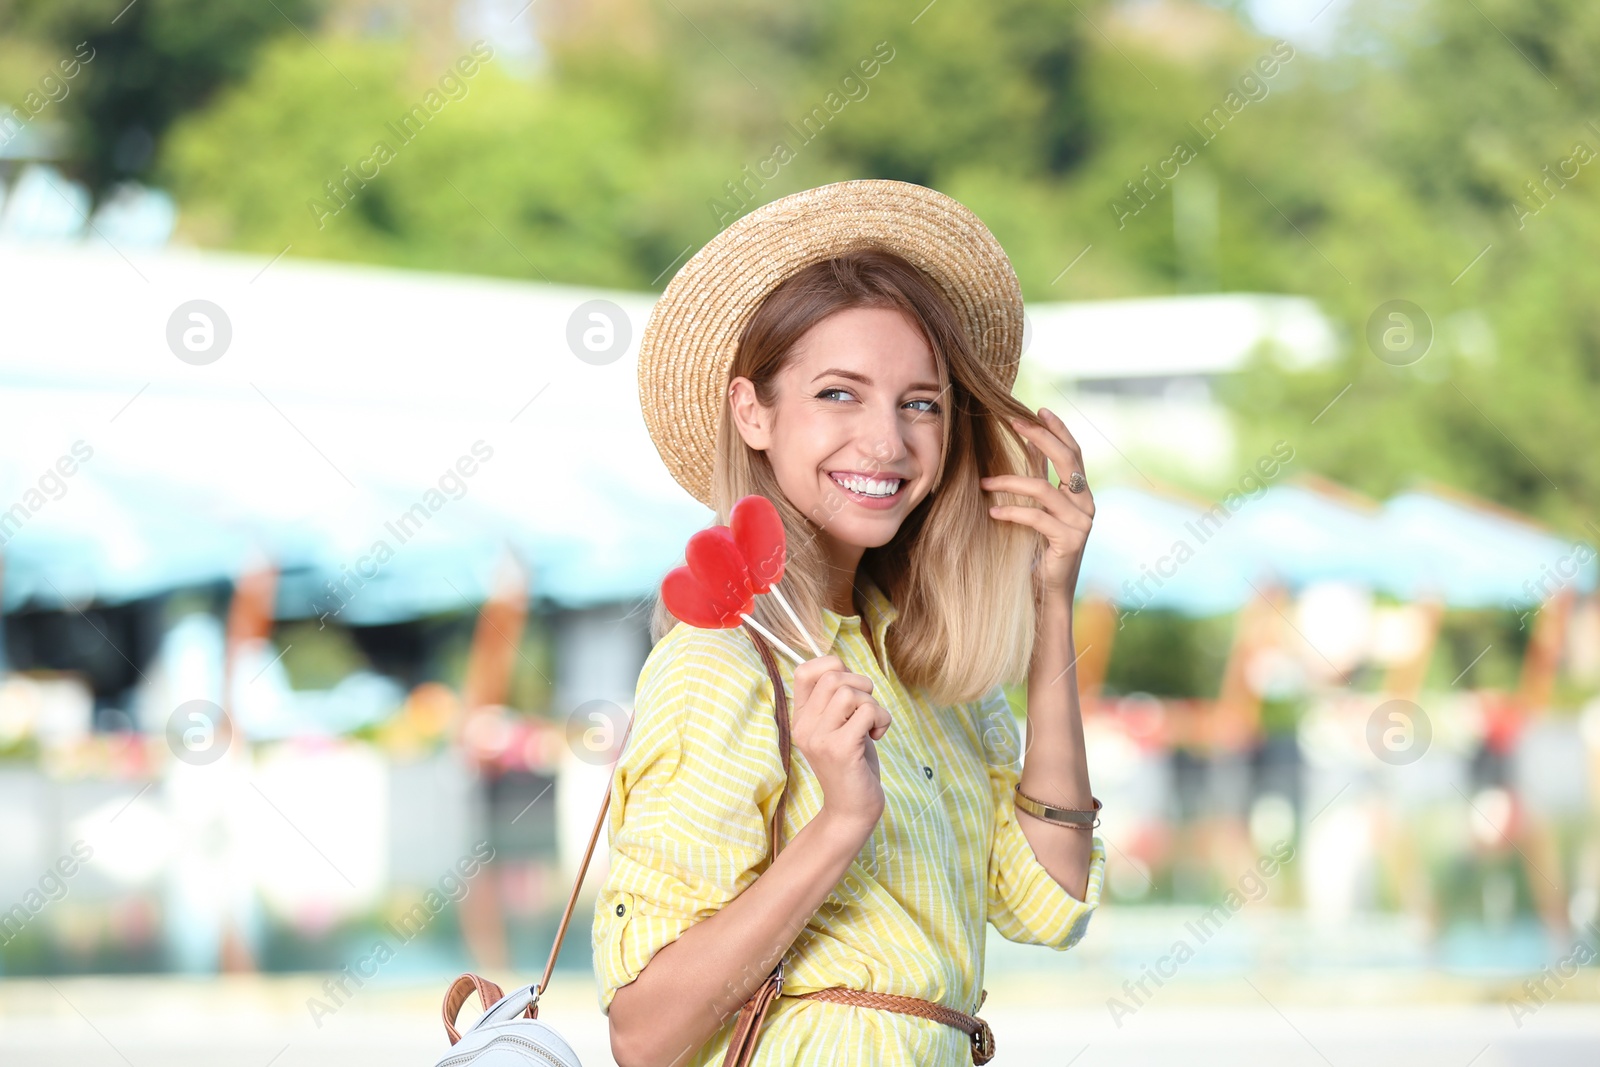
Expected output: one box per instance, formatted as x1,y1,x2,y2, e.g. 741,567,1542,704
745,623,793,865
533,712,635,999
719,966,784,1067
719,624,793,1067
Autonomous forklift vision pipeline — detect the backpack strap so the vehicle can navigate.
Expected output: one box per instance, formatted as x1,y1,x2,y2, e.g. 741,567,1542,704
443,973,522,1044
718,625,793,1067
748,624,793,867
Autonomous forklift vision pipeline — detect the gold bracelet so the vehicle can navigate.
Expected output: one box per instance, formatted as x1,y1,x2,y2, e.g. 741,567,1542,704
1013,784,1101,829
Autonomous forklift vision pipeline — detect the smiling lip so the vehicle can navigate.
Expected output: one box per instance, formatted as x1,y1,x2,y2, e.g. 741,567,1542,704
827,471,907,511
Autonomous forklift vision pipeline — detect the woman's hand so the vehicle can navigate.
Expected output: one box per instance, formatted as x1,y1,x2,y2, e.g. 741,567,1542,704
980,406,1094,600
790,654,891,844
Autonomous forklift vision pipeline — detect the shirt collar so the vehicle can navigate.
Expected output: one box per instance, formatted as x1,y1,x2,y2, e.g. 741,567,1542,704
817,574,899,655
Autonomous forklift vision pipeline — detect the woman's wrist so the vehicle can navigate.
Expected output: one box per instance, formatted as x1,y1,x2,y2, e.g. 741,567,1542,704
1014,784,1101,828
810,804,877,863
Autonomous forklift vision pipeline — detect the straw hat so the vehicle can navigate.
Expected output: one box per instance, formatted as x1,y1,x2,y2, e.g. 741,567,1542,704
637,179,1025,508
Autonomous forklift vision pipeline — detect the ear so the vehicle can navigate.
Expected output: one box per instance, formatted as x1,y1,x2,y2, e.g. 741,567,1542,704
727,375,774,451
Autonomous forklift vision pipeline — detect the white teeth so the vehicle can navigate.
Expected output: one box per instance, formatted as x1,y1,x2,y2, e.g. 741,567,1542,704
831,472,901,497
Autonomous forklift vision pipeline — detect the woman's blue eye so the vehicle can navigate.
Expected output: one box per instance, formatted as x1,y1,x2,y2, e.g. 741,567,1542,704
816,388,939,415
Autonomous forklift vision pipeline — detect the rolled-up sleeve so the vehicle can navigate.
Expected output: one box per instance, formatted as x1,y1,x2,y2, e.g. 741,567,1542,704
976,684,1106,950
591,627,783,1014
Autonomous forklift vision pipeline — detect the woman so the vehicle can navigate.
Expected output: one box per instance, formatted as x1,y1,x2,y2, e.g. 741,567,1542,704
594,180,1106,1067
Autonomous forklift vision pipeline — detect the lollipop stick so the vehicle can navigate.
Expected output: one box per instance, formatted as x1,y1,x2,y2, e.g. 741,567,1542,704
765,586,821,658
739,613,805,666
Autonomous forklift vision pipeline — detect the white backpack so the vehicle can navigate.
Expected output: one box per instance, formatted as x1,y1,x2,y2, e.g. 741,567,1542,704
434,976,581,1067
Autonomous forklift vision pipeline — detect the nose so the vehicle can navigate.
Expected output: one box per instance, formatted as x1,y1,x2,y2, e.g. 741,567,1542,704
859,400,909,471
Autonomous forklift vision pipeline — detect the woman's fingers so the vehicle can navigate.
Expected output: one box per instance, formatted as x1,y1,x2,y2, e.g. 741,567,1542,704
819,680,876,734
792,657,886,772
986,480,1091,524
798,669,872,725
1037,407,1086,462
840,697,892,748
788,658,891,829
862,699,893,741
1007,410,1094,518
1012,408,1083,474
792,655,845,710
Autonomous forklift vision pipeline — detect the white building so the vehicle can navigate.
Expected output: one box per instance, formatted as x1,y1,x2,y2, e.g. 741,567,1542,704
1022,292,1338,482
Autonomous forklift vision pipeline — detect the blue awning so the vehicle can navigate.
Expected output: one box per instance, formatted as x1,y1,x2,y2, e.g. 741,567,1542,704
1373,488,1595,608
1076,485,1259,615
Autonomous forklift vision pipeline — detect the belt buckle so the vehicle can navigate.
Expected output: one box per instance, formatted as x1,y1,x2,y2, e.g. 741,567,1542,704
969,1017,995,1064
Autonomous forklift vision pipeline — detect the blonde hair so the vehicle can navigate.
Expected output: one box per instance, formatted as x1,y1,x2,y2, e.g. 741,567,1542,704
648,249,1042,706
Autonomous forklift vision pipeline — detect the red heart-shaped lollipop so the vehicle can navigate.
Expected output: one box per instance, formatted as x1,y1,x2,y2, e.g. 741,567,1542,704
730,494,786,592
686,526,753,610
661,565,737,628
662,527,754,628
660,498,813,664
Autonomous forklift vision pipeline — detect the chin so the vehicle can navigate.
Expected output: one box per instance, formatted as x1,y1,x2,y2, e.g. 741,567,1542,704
839,522,901,549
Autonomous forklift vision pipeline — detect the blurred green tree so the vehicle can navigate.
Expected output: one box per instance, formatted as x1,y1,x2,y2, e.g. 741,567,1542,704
1,0,324,197
1218,0,1600,534
142,0,1600,537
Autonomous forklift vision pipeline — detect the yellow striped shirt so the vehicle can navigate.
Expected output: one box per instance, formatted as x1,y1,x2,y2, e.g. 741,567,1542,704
591,575,1106,1065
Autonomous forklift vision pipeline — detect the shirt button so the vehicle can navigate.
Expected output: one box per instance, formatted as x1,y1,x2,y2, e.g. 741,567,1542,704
616,903,626,916
923,765,934,780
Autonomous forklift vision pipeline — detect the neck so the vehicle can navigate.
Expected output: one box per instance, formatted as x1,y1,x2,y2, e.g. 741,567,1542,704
820,533,865,616
823,556,862,616
828,570,856,616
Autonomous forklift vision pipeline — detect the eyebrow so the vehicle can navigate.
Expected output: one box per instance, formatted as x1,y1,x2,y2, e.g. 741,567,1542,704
812,367,941,392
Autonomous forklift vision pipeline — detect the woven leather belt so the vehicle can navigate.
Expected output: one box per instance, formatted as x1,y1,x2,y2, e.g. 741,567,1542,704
790,986,995,1065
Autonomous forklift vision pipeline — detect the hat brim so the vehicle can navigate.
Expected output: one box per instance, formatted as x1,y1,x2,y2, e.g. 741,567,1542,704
637,179,1024,509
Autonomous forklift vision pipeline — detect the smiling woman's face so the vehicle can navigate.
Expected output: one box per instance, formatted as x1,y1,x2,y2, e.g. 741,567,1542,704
728,305,945,583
